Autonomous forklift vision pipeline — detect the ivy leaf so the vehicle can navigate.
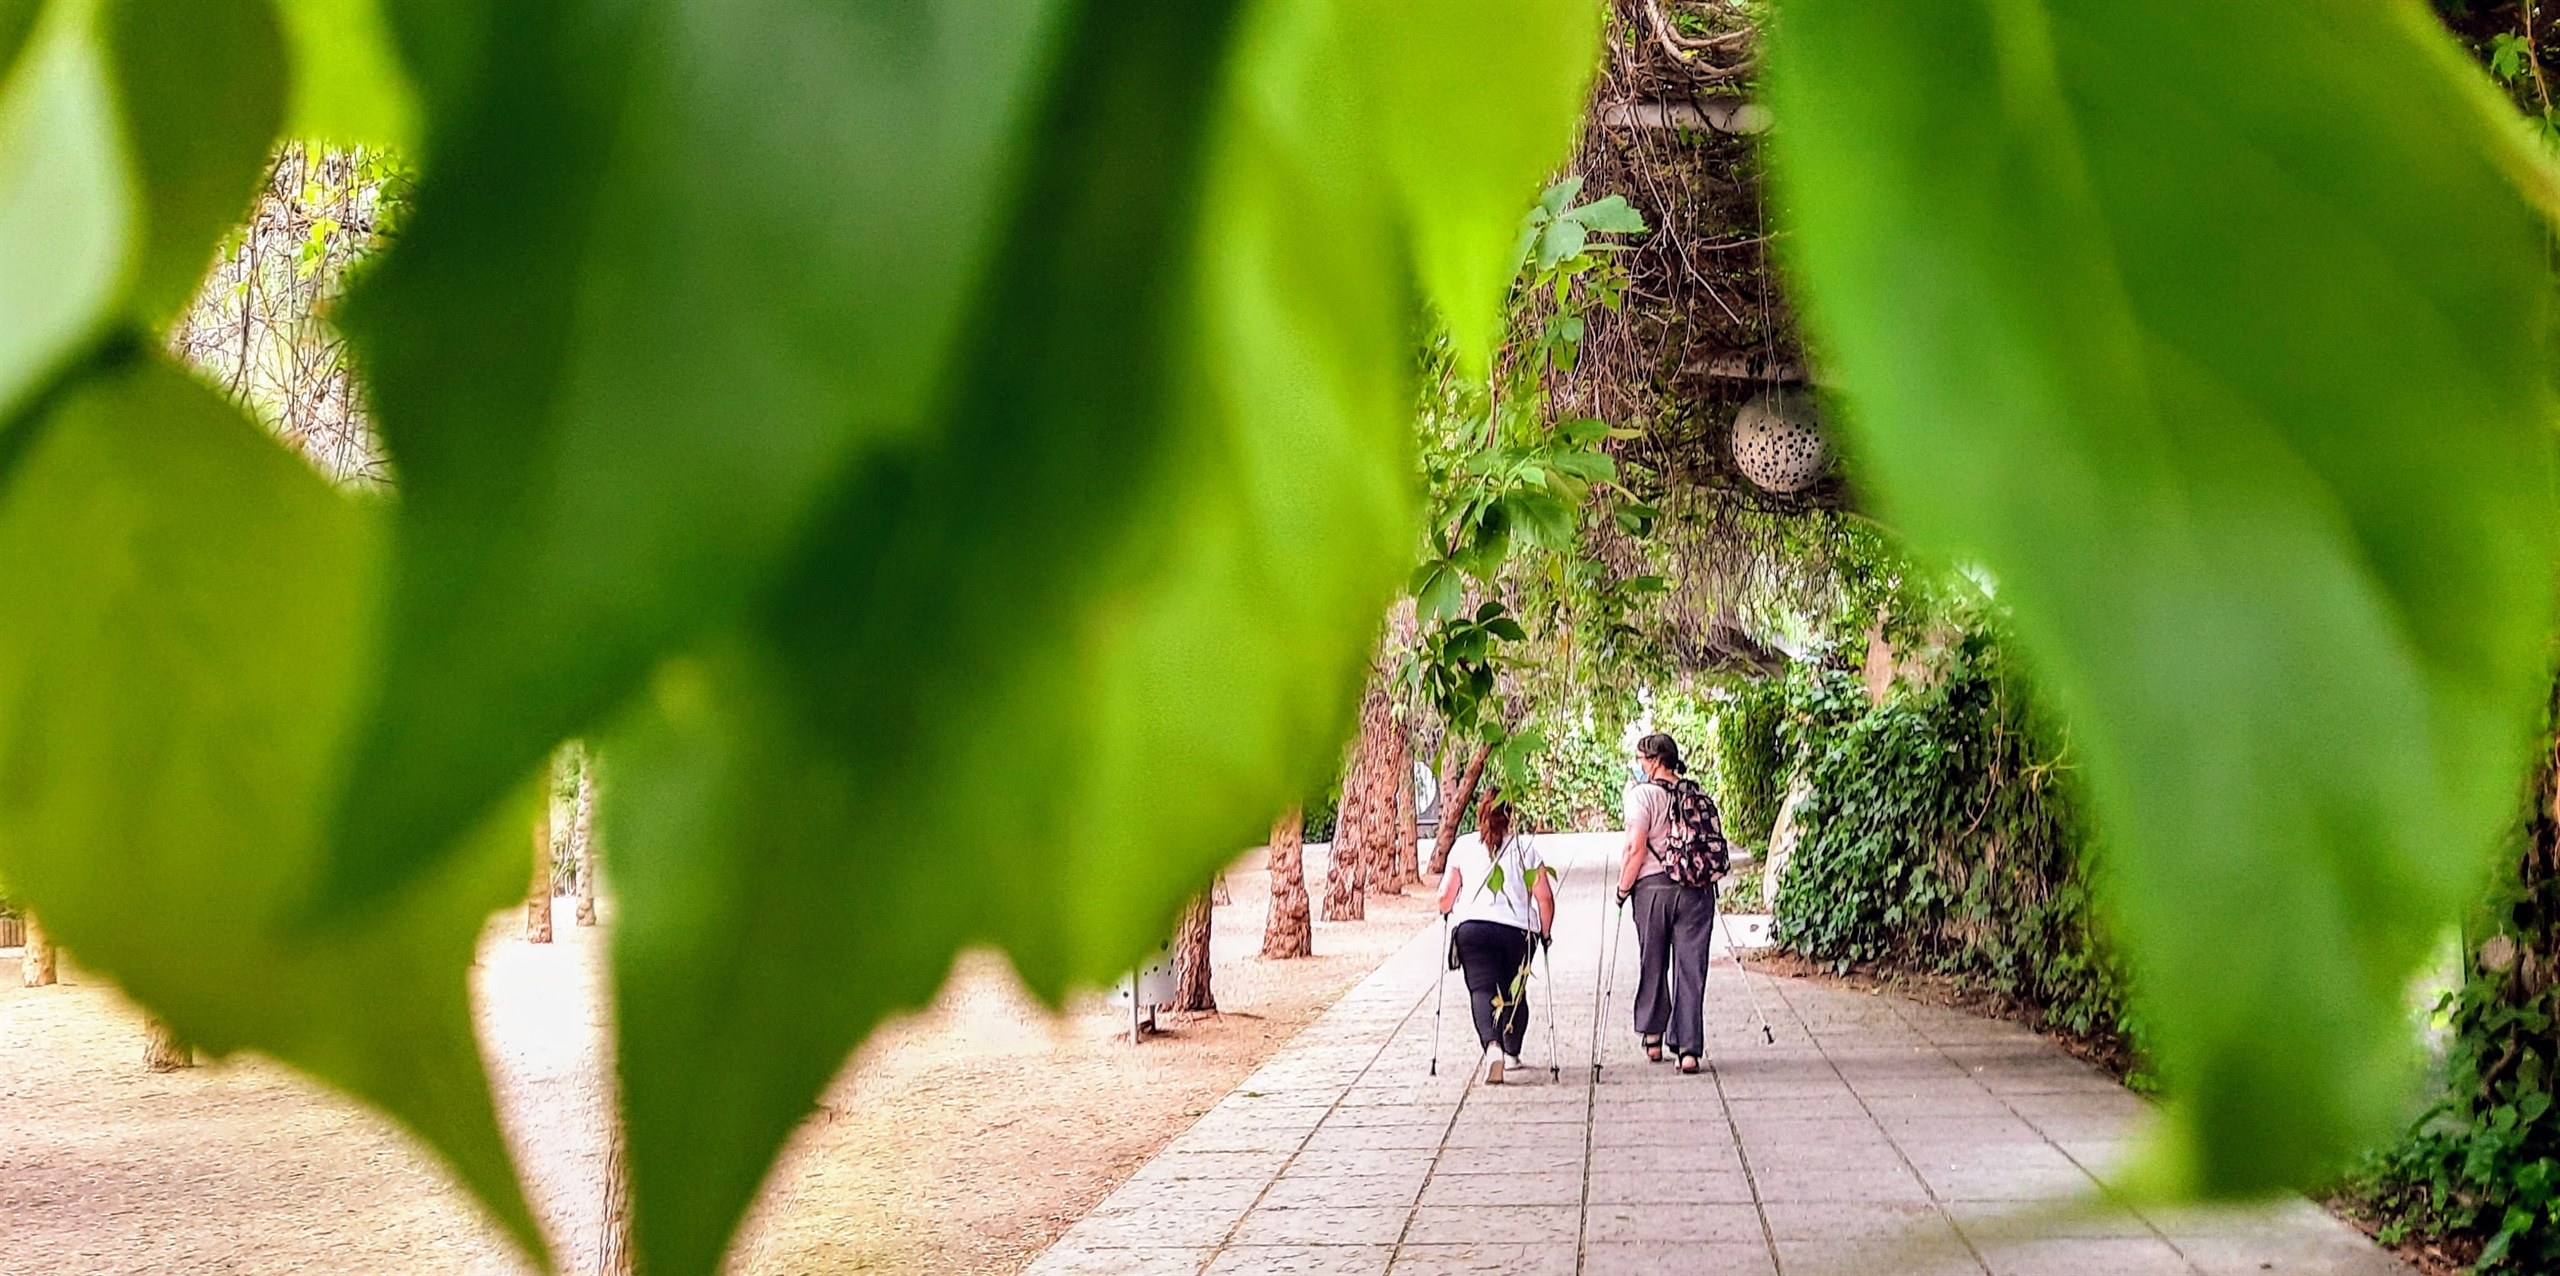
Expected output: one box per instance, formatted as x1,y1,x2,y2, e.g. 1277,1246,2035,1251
0,357,543,1261
1771,0,2560,1192
0,0,282,427
320,0,1073,912
1417,562,1465,621
1571,191,1648,234
1356,0,1604,376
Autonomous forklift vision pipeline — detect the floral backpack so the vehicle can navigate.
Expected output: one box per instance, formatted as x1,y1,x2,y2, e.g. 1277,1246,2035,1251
1648,777,1731,888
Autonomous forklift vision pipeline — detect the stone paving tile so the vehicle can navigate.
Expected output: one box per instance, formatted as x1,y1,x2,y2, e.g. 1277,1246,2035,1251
1259,1172,1431,1211
1582,1200,1764,1243
1385,1242,1577,1275
1582,1239,1779,1275
1759,1199,1953,1241
1975,1236,2196,1275
1021,833,2415,1276
1415,1171,1585,1207
1405,1203,1581,1245
1022,1243,1213,1276
1300,1123,1447,1153
1288,1146,1449,1178
1585,1167,1757,1204
1132,1149,1295,1182
1067,1205,1254,1249
1203,1244,1395,1275
1231,1205,1412,1247
1904,1144,2098,1201
1092,1176,1272,1216
1750,1163,1936,1204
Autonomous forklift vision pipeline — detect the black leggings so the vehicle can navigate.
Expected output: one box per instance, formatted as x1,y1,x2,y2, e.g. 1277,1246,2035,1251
1453,920,1534,1056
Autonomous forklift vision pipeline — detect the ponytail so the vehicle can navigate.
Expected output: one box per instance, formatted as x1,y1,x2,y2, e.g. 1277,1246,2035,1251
1477,791,1514,852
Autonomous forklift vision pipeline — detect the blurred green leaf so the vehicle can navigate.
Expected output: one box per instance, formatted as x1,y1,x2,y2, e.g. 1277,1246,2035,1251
1771,0,2560,1193
323,0,1072,912
1356,0,1603,376
0,0,283,426
0,0,40,85
273,0,415,146
0,0,127,426
0,356,542,1261
591,0,1485,1266
104,0,287,325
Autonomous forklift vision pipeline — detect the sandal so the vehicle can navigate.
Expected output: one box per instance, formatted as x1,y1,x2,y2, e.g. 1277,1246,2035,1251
1642,1034,1664,1063
1677,1054,1701,1075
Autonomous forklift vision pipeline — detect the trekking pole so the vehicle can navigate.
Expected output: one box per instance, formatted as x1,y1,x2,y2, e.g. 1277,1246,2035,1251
1538,931,1562,1082
1430,913,1449,1076
1587,877,1610,1080
1591,892,1624,1081
1716,911,1777,1045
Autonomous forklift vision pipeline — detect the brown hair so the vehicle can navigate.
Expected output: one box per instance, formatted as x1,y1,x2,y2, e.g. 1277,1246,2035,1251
1636,731,1687,775
1477,791,1514,851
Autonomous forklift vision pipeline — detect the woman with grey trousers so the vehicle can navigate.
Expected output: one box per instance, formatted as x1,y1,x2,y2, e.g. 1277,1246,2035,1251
1615,732,1718,1074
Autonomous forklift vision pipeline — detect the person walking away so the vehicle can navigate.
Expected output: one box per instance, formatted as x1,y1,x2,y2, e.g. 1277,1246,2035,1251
1437,792,1556,1084
1616,732,1731,1074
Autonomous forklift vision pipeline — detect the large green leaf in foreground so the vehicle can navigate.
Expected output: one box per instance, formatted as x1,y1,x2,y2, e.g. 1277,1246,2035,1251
0,0,281,428
600,0,1599,1271
0,357,543,1259
1769,0,2559,1190
323,0,1070,910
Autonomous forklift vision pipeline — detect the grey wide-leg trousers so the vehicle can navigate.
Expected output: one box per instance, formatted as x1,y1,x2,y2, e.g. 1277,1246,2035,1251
1630,875,1717,1058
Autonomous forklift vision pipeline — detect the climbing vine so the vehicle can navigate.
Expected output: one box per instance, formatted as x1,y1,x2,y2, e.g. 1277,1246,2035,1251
1764,593,2132,1048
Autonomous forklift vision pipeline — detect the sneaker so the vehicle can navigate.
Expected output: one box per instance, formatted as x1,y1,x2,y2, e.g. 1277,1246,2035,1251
1485,1057,1505,1085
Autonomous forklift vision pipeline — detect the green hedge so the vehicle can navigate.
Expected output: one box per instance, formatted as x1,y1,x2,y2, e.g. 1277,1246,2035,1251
1769,633,2133,1045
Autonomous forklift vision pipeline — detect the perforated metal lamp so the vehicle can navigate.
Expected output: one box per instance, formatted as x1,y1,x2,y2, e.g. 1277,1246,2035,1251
1731,389,1828,494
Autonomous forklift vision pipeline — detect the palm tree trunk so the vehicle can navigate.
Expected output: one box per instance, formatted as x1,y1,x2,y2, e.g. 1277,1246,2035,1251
1430,743,1494,875
1396,744,1421,887
1262,808,1312,959
20,911,56,987
526,799,554,944
573,764,599,927
143,1014,194,1072
1322,745,1368,923
1172,887,1216,1012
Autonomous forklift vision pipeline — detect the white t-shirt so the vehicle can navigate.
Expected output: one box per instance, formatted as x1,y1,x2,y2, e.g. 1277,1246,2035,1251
1624,781,1672,880
1446,832,1546,931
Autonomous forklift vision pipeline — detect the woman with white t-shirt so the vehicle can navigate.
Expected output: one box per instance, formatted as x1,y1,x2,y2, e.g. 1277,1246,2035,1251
1436,792,1557,1084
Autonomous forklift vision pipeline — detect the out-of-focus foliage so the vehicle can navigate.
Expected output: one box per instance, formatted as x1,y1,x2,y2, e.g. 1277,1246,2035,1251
0,0,1606,1271
2349,683,2560,1272
1772,0,2560,1192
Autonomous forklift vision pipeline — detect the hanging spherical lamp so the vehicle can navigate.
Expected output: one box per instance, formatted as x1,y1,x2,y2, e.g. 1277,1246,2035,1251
1730,389,1828,494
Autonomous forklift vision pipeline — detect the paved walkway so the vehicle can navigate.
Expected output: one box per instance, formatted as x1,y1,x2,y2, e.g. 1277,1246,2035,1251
1025,833,2410,1276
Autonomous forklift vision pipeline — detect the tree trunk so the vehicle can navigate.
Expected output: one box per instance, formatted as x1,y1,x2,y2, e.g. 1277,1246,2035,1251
143,1014,194,1072
1369,724,1413,893
1172,887,1216,1013
20,911,56,987
1395,742,1421,887
1262,808,1313,959
573,763,599,927
1430,743,1494,875
598,1123,635,1276
1322,747,1368,923
527,799,554,944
